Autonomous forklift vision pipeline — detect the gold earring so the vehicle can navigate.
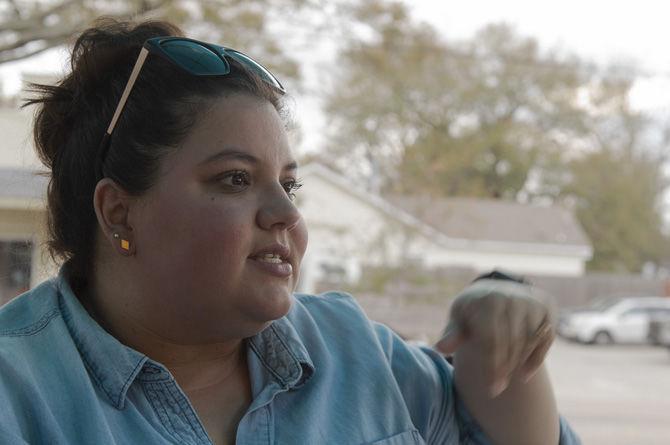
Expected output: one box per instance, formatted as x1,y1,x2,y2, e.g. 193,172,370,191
113,233,130,251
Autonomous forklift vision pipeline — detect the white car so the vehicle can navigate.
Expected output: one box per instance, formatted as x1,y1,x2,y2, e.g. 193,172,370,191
557,296,670,345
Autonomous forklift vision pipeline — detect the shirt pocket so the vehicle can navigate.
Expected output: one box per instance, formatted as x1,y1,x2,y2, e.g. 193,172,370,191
365,429,426,445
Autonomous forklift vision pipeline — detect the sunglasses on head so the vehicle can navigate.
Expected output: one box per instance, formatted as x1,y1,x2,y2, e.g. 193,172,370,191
95,36,286,180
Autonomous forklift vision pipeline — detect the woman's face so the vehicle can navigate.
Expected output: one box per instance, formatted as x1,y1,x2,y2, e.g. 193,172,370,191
128,94,308,341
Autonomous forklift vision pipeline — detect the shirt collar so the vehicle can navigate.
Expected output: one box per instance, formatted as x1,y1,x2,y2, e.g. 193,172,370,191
248,317,315,390
55,262,315,409
56,263,147,410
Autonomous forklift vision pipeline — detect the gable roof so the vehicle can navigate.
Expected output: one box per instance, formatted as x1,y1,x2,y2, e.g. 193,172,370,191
387,195,591,248
300,162,592,256
0,167,48,208
299,162,450,242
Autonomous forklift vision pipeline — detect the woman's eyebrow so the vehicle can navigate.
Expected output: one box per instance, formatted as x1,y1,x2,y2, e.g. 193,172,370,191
198,148,298,171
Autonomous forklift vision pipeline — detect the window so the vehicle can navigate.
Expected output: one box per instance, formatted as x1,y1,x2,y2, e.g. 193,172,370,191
648,307,670,317
619,307,650,317
0,240,32,305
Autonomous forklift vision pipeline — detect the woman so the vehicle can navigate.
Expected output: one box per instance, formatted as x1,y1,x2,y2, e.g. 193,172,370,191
0,18,580,444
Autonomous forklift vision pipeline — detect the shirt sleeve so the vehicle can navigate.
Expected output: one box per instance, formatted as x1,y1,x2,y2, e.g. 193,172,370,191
372,322,582,445
0,430,30,445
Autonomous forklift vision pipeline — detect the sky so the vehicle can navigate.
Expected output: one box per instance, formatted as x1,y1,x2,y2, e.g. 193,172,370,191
404,0,670,223
1,0,669,217
411,0,670,72
409,0,670,111
3,0,670,127
290,0,670,155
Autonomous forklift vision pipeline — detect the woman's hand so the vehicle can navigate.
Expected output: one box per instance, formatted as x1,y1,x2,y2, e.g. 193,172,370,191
434,278,557,398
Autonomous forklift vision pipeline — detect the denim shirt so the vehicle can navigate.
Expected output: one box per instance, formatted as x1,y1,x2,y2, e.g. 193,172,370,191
0,268,581,444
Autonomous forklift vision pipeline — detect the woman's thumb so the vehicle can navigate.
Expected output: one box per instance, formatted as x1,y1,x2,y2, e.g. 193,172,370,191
434,324,465,355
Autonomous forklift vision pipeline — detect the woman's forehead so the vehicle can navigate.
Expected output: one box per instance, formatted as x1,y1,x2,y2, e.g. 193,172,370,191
175,95,294,170
198,147,298,172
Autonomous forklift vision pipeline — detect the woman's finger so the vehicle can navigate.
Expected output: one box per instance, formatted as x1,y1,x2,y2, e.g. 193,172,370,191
504,296,528,380
479,294,508,397
521,322,555,382
518,303,549,365
435,297,473,355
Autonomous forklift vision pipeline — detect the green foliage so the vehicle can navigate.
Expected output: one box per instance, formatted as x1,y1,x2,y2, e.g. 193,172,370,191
6,0,668,273
557,71,670,272
566,149,668,271
323,2,588,198
322,1,669,273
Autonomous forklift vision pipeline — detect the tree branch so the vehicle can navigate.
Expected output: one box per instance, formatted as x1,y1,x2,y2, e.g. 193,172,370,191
0,23,77,53
0,41,69,64
7,0,23,19
2,0,82,32
0,0,170,64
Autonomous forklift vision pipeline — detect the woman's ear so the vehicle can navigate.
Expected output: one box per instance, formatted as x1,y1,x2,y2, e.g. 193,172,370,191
93,178,136,256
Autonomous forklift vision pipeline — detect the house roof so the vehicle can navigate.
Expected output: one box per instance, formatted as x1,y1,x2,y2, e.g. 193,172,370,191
300,162,592,256
387,195,592,248
0,101,42,170
0,167,48,208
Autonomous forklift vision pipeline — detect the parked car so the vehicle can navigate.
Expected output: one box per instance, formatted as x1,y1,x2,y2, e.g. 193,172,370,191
557,296,670,345
648,314,670,348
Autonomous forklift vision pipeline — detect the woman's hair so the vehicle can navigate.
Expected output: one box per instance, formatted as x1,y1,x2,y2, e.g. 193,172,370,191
23,17,284,293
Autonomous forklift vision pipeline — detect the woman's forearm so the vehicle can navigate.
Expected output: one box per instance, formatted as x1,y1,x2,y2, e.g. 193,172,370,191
453,346,560,445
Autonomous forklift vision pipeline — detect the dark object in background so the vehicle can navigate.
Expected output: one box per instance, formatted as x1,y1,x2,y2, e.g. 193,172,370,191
648,313,670,349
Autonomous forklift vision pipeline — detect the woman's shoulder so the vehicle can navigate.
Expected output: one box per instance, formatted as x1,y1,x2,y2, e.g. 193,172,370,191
0,278,68,410
289,290,372,330
287,291,412,362
292,289,358,306
0,278,61,338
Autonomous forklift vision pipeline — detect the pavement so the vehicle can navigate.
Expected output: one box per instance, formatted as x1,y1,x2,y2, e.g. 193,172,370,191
547,338,670,445
354,295,669,444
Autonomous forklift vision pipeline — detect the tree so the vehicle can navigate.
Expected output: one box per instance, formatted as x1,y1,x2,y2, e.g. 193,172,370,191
0,0,319,85
1,0,168,64
322,1,589,198
322,0,669,273
557,71,670,272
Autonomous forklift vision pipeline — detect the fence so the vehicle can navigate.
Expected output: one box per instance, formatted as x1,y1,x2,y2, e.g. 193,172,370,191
528,273,670,308
316,266,670,341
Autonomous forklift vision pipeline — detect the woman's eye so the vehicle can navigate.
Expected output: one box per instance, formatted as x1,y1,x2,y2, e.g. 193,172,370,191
219,170,250,189
216,171,302,199
283,179,304,200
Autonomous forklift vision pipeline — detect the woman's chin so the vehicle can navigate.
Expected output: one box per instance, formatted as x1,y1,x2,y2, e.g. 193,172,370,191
254,289,294,320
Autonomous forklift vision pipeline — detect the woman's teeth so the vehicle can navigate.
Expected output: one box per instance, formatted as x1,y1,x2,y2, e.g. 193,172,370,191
257,254,284,263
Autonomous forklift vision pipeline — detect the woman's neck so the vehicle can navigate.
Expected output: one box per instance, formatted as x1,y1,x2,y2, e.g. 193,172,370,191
79,266,248,391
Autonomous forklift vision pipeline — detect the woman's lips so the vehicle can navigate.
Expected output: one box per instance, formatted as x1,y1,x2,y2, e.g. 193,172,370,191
248,257,293,278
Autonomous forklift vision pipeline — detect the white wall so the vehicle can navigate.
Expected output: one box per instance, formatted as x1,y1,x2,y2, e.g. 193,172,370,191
296,166,589,293
297,172,412,267
0,207,57,287
0,105,42,169
296,171,421,293
421,246,586,276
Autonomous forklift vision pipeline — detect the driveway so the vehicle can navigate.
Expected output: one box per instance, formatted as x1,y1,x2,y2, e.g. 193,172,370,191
548,338,670,445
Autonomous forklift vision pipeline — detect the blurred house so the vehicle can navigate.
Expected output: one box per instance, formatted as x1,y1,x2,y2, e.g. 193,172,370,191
0,95,57,303
296,163,593,293
0,87,592,302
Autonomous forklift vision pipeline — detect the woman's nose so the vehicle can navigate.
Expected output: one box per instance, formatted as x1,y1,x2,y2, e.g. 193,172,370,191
255,183,302,231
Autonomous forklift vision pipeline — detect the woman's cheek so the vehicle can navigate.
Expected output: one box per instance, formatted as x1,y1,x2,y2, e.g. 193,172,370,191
293,219,308,263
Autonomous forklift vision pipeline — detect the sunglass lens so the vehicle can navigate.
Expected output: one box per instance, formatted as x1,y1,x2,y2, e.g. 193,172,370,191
160,40,229,75
226,50,285,92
